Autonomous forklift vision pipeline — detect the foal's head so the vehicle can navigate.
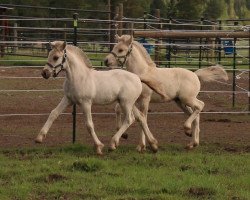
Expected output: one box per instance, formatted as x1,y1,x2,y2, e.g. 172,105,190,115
104,35,133,68
42,41,67,79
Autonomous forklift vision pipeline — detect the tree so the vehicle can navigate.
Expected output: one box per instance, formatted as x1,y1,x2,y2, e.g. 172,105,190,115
234,0,249,18
150,0,167,18
165,0,178,18
175,0,204,20
203,0,224,20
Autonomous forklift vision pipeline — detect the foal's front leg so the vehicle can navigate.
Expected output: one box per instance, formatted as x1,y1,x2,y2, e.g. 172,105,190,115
80,102,104,155
35,96,70,143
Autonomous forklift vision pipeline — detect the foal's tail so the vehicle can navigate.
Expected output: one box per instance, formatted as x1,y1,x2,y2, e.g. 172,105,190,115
194,65,228,82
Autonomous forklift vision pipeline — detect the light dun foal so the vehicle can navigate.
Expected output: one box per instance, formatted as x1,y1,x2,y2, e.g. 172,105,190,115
35,41,158,155
105,35,228,151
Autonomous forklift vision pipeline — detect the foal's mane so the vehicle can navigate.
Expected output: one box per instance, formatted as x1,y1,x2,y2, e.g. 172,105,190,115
67,45,93,68
132,40,156,68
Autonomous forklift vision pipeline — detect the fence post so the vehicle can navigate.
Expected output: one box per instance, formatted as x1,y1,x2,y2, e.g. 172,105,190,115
72,13,78,143
107,0,111,50
198,17,204,69
118,3,123,36
154,9,160,66
13,23,18,53
248,29,250,113
232,22,238,108
218,20,222,64
143,11,147,30
167,17,172,68
232,36,237,108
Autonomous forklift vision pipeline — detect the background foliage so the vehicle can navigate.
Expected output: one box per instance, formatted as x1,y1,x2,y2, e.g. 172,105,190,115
1,0,250,20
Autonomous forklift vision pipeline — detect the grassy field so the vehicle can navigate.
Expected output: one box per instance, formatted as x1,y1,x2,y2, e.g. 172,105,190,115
0,47,249,69
0,144,249,200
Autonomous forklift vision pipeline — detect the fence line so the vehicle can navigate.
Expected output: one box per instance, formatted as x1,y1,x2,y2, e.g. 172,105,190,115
0,17,249,29
0,111,249,118
0,40,249,49
0,89,249,96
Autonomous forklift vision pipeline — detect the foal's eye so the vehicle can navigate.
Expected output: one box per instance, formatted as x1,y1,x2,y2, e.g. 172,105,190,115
53,56,59,61
118,49,123,53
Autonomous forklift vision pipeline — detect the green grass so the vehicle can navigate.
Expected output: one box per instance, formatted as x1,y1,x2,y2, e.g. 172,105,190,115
0,53,106,67
1,45,248,69
0,144,249,200
0,55,47,66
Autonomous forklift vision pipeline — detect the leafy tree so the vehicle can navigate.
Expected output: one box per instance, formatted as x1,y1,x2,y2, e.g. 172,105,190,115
150,0,167,18
175,0,204,19
234,0,249,18
203,0,224,20
165,0,178,18
247,0,250,9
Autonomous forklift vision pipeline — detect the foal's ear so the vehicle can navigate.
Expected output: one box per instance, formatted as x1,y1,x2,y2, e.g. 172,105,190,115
50,41,66,51
50,41,56,49
61,41,67,50
115,34,121,42
125,35,133,45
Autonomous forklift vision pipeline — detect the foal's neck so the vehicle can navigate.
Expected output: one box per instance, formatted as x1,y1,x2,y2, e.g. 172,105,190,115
126,47,149,75
65,51,91,83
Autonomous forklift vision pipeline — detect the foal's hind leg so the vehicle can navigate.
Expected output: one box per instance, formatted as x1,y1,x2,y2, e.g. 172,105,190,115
136,96,151,153
182,98,204,139
175,99,200,149
132,106,158,153
190,114,200,149
110,102,135,150
115,103,128,139
35,96,70,143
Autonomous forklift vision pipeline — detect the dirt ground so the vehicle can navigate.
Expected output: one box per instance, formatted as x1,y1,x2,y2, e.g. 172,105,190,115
0,67,249,150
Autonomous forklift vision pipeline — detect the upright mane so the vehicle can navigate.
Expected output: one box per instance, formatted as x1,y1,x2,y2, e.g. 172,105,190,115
67,45,93,68
132,40,156,68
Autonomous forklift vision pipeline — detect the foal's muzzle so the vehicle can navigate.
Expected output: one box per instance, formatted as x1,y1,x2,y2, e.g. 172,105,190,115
41,69,51,79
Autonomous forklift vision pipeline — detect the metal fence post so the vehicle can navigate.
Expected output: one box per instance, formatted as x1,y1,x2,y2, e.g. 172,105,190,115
154,9,160,66
232,36,237,108
218,20,222,64
248,29,250,112
198,17,204,69
72,13,78,143
232,21,238,108
167,17,172,68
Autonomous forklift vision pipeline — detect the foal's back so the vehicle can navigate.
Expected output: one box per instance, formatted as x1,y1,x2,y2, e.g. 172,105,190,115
147,67,201,102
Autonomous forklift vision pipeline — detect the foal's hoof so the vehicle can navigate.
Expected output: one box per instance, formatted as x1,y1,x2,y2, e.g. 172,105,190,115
185,142,198,150
150,144,158,153
136,145,146,153
96,143,104,155
121,133,128,139
149,140,158,153
109,139,119,151
35,134,45,143
184,127,192,137
108,145,116,152
185,132,192,137
185,144,194,150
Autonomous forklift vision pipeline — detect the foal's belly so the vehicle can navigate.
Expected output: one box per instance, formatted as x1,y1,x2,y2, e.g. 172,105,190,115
92,90,118,105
